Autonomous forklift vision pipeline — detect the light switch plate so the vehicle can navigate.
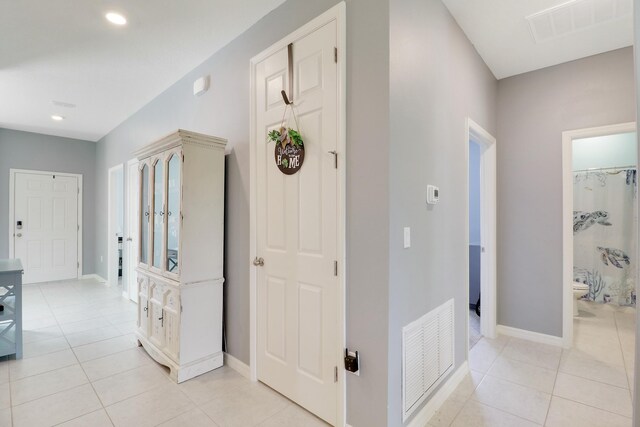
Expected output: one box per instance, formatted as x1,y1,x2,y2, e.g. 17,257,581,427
403,227,411,248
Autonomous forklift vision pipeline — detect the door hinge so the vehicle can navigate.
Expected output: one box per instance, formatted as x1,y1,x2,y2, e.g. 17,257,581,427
77,187,79,194
77,262,79,268
334,261,338,277
334,47,338,63
77,225,79,231
334,366,338,382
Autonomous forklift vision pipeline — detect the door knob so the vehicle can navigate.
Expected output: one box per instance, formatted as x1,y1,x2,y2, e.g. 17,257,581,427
126,237,133,242
16,233,22,238
253,257,265,267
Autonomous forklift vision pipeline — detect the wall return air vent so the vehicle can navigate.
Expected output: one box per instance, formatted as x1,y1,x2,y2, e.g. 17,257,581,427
526,0,632,43
402,298,454,422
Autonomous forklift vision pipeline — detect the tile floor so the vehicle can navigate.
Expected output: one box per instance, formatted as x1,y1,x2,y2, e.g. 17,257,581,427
428,299,636,427
0,278,327,427
469,309,481,350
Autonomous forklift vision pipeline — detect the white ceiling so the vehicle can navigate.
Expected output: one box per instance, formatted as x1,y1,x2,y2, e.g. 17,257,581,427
441,0,634,80
0,0,285,141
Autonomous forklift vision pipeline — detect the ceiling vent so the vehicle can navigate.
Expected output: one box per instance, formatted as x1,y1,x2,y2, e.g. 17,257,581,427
526,0,632,43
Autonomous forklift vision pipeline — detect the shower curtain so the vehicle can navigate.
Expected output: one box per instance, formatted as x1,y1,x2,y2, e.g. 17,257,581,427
573,168,637,306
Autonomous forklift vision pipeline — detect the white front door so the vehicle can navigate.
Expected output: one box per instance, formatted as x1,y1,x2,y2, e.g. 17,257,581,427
255,21,338,425
13,172,79,284
126,159,140,302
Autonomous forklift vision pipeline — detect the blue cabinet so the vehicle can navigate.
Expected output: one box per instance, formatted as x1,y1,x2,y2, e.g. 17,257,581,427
0,260,23,359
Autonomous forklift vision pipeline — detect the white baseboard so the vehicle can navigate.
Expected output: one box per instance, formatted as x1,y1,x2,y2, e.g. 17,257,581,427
81,274,107,283
224,352,251,380
497,325,563,347
406,361,470,427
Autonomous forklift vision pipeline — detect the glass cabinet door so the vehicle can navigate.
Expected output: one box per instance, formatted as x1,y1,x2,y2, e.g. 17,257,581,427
139,163,150,265
166,153,181,273
152,159,164,269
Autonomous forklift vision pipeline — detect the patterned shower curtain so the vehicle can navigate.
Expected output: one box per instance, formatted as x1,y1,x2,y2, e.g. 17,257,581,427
573,168,637,306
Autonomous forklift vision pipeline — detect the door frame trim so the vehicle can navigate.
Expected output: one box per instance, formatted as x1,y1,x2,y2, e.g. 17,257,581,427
249,3,346,426
561,121,636,348
465,118,497,354
125,158,140,301
107,163,124,289
8,168,83,279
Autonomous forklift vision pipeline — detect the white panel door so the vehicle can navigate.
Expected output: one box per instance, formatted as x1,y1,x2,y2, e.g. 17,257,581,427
255,21,338,425
14,172,79,284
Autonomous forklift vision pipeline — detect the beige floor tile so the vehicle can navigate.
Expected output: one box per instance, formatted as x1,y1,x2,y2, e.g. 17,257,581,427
56,409,114,427
23,336,70,359
501,338,562,371
487,356,556,393
559,349,628,388
81,347,153,382
200,382,290,427
22,325,64,344
450,400,540,427
60,317,112,335
468,339,503,373
259,404,329,426
22,315,58,330
178,366,249,405
92,364,171,406
0,383,9,410
158,408,218,427
65,325,123,348
0,407,11,427
545,396,631,427
12,383,102,427
450,370,485,401
10,364,88,406
553,372,632,417
427,396,466,427
105,383,194,427
72,334,138,362
0,362,8,385
9,348,78,380
472,375,550,424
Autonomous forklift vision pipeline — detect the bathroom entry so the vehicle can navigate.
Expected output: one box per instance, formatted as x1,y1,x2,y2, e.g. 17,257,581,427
562,123,637,345
465,118,497,351
469,140,482,349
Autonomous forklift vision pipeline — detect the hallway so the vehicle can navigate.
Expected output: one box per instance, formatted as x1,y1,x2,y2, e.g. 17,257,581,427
0,279,326,426
429,300,635,426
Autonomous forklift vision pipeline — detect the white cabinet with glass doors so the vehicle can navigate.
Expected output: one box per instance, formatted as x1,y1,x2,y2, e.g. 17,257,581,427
134,130,226,383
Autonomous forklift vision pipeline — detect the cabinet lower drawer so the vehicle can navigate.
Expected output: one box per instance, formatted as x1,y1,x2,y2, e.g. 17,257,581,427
136,272,181,363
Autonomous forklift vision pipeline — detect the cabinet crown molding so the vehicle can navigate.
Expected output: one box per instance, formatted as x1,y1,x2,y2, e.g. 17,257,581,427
133,129,227,160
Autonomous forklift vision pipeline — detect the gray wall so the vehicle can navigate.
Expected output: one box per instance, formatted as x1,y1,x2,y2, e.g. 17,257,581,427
0,128,96,274
497,47,636,336
388,0,497,425
94,1,390,425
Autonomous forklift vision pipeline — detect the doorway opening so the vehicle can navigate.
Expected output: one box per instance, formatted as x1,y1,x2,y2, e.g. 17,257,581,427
562,122,637,347
124,158,139,302
466,118,497,354
468,140,482,349
108,164,124,290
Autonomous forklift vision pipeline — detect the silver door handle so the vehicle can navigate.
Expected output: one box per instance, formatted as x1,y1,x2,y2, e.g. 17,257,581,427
16,233,22,238
253,257,265,267
126,237,133,242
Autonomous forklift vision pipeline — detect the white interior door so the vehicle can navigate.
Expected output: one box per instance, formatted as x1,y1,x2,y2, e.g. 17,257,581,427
126,159,140,302
13,172,79,284
255,21,338,425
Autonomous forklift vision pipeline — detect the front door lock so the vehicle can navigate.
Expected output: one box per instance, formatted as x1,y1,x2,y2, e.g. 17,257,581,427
253,257,265,267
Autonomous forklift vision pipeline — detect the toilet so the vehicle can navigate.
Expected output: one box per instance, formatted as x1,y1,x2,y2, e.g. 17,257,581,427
573,282,590,316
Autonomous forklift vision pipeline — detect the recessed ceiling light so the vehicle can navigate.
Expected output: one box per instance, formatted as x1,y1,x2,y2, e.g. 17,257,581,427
105,12,127,26
51,115,65,121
